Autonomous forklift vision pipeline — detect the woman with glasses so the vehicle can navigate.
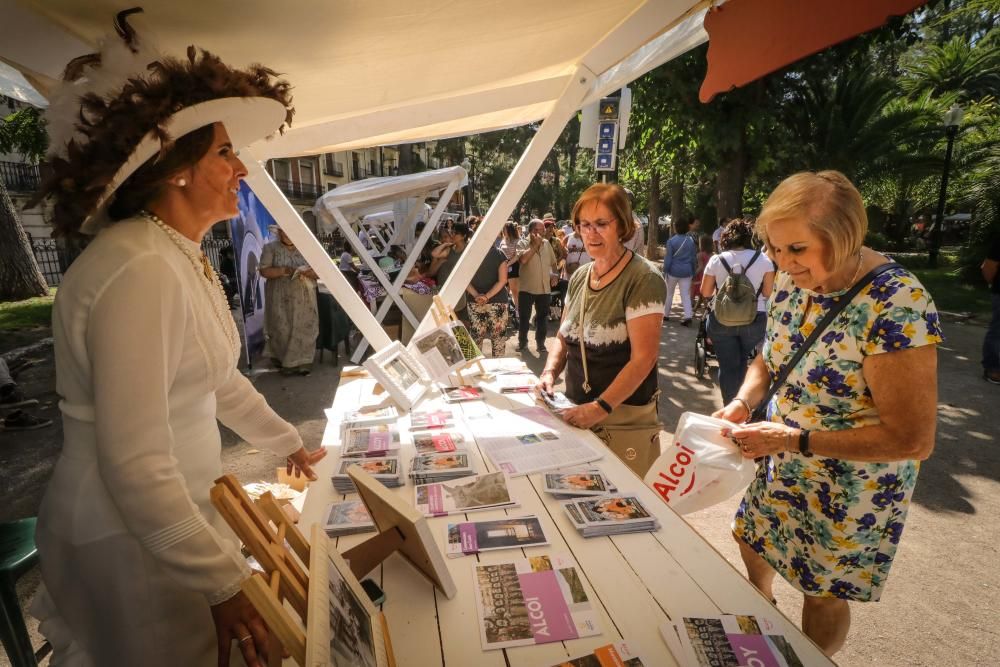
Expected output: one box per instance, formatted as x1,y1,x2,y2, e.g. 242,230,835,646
538,183,666,475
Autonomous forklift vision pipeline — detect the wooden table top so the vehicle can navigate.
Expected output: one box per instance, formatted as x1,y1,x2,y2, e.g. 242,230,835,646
295,360,833,666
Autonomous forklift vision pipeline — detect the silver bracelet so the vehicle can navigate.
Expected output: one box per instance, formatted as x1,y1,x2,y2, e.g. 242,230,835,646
732,397,753,422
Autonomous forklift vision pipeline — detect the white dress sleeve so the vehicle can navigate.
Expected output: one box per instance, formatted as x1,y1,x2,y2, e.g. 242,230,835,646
87,253,249,604
214,371,302,458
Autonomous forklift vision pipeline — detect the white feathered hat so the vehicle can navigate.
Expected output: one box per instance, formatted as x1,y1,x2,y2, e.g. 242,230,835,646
37,8,294,236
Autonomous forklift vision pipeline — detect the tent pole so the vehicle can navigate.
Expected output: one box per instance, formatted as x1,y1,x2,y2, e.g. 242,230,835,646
242,153,393,353
414,64,596,339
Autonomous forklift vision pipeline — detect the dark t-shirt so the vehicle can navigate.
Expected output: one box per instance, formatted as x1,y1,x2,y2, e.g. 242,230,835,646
558,254,666,405
989,238,1000,295
469,247,510,305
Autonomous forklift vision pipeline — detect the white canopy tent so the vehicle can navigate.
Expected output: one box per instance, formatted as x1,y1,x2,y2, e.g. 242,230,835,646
312,167,468,361
0,0,711,354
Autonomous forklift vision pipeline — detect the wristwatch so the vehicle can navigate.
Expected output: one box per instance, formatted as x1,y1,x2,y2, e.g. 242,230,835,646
595,397,613,414
798,429,811,455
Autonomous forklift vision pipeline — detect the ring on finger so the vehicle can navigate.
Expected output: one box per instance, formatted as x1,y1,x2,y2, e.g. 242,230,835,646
239,635,253,644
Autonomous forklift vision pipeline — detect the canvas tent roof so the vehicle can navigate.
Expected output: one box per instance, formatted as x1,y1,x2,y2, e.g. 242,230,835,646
0,0,709,158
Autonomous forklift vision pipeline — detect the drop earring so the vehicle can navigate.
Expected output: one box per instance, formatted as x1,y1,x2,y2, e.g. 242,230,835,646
176,178,187,187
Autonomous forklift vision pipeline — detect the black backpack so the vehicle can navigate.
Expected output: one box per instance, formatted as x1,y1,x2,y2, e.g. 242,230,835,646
713,250,763,326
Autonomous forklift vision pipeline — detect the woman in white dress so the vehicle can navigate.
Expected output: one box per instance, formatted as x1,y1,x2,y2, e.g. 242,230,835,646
30,24,322,667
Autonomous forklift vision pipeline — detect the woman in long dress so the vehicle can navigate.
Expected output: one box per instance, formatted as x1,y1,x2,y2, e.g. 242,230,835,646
260,229,319,375
30,26,323,667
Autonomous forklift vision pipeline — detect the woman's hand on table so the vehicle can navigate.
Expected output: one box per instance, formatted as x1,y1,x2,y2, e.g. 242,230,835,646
560,402,607,430
722,421,799,459
536,370,557,396
212,588,269,667
286,446,327,481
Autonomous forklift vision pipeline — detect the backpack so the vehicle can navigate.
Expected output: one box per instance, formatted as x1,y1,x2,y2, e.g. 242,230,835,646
712,250,763,326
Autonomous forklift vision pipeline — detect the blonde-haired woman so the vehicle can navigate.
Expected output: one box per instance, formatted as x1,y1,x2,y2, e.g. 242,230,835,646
715,171,942,655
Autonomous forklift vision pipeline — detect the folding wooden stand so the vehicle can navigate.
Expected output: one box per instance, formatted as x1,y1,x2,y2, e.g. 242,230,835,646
430,295,485,386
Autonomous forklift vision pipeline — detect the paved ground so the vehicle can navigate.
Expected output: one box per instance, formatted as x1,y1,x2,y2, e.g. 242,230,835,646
1,307,997,665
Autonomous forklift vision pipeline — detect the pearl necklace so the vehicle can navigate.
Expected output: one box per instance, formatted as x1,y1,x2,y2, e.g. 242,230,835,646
140,210,241,356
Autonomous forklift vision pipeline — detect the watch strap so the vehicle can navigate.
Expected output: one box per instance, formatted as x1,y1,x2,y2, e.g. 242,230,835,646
798,429,811,455
595,398,613,414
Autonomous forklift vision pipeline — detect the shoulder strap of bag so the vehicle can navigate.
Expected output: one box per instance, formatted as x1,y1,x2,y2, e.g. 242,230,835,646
672,234,692,258
752,262,901,420
579,265,592,393
719,255,733,275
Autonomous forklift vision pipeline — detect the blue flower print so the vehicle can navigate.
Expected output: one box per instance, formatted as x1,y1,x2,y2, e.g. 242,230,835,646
925,311,942,338
856,513,877,530
884,520,905,545
869,277,899,303
870,318,912,352
794,527,815,546
830,579,863,599
821,330,845,346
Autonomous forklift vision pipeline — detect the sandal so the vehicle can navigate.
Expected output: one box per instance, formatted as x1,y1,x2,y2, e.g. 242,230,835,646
2,409,53,431
0,385,38,409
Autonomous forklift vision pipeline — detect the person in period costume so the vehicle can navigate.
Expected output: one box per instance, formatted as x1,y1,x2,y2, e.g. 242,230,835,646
260,228,320,375
28,15,324,666
716,171,942,656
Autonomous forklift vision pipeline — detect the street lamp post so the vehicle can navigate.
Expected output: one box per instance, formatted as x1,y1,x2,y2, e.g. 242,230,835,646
928,103,963,269
460,156,473,219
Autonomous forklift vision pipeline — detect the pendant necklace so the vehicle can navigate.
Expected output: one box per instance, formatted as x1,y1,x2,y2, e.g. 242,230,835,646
592,248,629,288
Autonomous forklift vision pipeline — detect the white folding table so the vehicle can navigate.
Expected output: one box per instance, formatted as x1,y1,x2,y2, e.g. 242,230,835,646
295,360,835,666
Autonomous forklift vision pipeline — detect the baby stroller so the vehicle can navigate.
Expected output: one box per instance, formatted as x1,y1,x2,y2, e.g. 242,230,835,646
693,316,715,379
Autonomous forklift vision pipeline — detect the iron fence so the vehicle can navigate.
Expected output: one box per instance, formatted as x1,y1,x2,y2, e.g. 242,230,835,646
28,237,83,287
1,161,41,192
272,178,324,201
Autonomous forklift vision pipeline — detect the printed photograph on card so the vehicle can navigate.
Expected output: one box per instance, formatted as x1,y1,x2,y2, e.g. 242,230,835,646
412,430,463,453
324,500,374,531
472,554,600,650
342,425,400,457
411,452,471,471
337,458,397,476
413,326,466,380
449,320,483,362
414,472,515,516
544,472,610,494
578,496,651,522
328,562,377,667
447,516,548,556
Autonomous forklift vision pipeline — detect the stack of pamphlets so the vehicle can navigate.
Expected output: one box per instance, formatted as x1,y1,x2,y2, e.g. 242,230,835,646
660,614,803,667
414,471,518,517
409,408,456,430
341,424,401,457
409,451,476,485
331,457,403,493
322,499,376,536
472,553,601,650
548,642,647,666
493,373,537,394
445,515,548,557
337,404,399,430
412,429,465,454
442,385,484,402
562,494,660,537
542,467,617,499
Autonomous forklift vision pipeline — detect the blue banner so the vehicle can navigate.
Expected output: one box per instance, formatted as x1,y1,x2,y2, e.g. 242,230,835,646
229,181,275,366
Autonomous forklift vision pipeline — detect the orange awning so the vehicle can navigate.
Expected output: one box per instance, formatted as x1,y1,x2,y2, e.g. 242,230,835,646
700,0,927,102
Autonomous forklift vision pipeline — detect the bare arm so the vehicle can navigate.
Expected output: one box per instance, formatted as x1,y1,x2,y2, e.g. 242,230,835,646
728,345,938,462
700,274,717,298
538,333,568,394
983,258,999,285
760,270,775,298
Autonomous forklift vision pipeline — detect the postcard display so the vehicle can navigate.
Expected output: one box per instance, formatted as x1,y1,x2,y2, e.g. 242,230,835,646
310,357,832,667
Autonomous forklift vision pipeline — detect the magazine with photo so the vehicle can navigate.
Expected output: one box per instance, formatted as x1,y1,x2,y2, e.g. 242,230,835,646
543,470,614,497
413,472,517,517
332,456,403,493
442,385,484,403
550,641,647,666
445,515,549,557
409,408,456,430
328,561,379,667
448,320,484,363
413,325,467,381
323,500,376,536
562,494,660,537
412,430,464,454
472,553,601,650
410,452,475,474
341,424,401,457
334,404,399,429
668,614,799,667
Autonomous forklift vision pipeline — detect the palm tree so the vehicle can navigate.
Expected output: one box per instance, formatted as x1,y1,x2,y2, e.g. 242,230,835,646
901,33,1000,102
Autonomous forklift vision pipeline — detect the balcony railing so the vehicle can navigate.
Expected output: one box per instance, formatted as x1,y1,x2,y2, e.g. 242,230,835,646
1,161,41,192
273,178,324,201
323,157,344,177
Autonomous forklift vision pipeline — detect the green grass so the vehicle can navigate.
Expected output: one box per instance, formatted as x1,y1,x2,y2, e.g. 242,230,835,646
891,249,993,319
0,288,56,331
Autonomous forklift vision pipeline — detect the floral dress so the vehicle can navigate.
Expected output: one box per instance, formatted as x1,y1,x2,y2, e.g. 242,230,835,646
734,265,943,601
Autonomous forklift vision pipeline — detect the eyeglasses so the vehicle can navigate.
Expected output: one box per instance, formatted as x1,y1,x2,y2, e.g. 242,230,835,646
577,219,614,234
